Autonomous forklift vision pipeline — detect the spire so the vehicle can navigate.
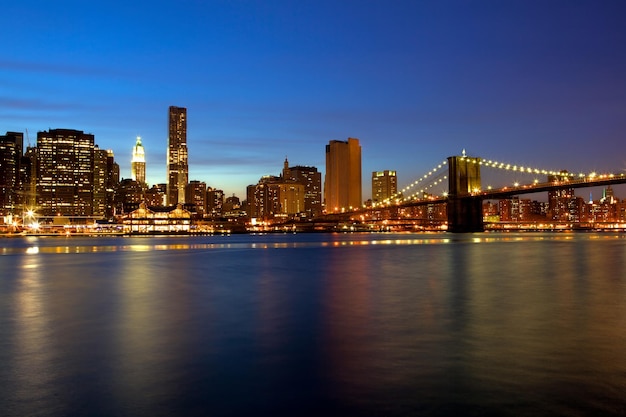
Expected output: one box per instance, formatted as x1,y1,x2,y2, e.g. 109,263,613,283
131,135,146,184
283,156,290,179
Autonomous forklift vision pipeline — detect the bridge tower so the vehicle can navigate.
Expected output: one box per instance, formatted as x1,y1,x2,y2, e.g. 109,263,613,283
447,154,484,232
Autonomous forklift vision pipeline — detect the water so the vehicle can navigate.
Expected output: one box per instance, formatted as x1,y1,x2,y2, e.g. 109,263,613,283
1,232,625,416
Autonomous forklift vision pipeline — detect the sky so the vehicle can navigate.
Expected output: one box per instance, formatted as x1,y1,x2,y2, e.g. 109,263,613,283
2,0,626,200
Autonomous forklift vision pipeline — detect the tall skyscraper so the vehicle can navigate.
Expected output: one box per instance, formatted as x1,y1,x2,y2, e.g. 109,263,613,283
93,147,109,217
167,106,188,206
36,129,96,216
372,170,397,203
106,150,120,218
0,131,23,214
131,136,146,185
324,137,362,212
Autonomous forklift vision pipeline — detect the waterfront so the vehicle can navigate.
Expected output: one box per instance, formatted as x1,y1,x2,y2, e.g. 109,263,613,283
1,232,625,416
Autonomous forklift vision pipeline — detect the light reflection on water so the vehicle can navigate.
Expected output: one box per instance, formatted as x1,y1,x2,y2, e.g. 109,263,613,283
1,232,625,416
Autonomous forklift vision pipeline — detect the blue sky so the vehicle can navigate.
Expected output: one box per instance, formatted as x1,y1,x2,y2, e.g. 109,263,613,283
2,0,625,199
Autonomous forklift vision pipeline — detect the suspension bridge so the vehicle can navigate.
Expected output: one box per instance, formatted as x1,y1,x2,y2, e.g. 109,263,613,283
323,152,626,233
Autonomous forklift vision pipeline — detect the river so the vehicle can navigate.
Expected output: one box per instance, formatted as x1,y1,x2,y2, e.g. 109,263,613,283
1,232,625,416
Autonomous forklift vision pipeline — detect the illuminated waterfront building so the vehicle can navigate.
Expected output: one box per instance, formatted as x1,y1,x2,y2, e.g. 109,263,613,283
0,131,23,214
131,136,146,185
223,195,242,216
115,178,144,214
186,180,206,218
36,129,98,216
206,187,224,218
145,184,166,207
282,158,322,218
247,174,305,220
324,137,362,212
167,106,188,206
372,170,397,203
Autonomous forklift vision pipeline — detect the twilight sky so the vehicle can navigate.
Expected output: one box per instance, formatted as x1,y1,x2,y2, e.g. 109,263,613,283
2,0,625,199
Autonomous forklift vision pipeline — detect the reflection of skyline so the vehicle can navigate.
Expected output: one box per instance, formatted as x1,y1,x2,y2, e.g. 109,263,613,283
1,234,625,415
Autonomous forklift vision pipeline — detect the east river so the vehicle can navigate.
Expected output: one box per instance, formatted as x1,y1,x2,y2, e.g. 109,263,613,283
1,232,625,416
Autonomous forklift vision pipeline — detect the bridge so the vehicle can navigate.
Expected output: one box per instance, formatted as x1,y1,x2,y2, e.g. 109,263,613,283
323,152,626,233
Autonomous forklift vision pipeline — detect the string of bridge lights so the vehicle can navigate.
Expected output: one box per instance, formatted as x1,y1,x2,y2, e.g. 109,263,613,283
380,160,449,205
467,156,575,177
378,153,624,207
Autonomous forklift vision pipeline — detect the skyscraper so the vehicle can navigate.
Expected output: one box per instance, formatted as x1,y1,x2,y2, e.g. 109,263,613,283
36,129,95,216
93,147,109,217
372,170,397,203
324,137,362,212
0,131,23,214
167,106,188,206
131,136,146,185
282,158,322,218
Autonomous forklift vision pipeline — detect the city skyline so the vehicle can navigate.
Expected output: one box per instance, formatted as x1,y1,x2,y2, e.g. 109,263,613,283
2,1,626,199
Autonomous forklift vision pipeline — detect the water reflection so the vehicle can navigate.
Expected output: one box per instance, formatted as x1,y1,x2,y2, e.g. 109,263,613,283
1,233,625,416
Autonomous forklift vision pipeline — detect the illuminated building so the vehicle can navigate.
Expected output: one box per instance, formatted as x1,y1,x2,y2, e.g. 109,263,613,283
0,131,23,214
167,106,188,206
20,146,37,210
547,171,575,221
131,136,146,185
145,184,166,207
372,170,397,203
247,174,305,220
115,178,144,214
105,150,120,218
36,129,97,216
185,180,206,218
123,203,191,233
324,137,362,212
223,195,242,216
93,147,108,216
206,187,224,218
282,158,322,217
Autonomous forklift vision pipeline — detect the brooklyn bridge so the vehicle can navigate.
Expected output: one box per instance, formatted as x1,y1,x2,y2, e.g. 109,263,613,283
320,152,626,233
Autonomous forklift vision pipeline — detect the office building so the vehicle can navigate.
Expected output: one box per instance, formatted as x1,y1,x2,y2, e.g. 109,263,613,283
206,187,224,218
93,147,109,216
131,136,146,185
105,150,120,218
0,131,23,214
145,184,166,207
547,171,575,221
186,180,206,217
36,129,96,216
372,170,397,203
167,106,188,206
115,178,143,214
247,175,305,220
324,137,362,212
282,158,322,218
